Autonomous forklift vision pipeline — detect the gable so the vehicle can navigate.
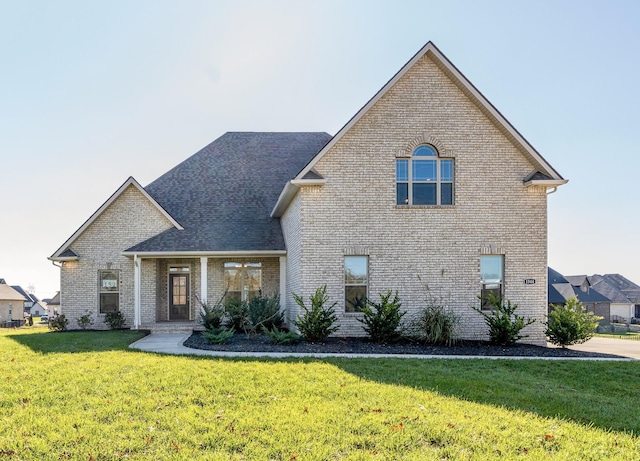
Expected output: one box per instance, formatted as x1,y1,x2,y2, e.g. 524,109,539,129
50,177,181,260
296,42,565,184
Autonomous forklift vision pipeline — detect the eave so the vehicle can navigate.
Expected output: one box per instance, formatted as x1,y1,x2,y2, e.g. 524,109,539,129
121,250,287,258
270,178,327,218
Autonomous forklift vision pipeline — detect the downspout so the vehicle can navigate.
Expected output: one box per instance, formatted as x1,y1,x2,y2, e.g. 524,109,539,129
546,187,558,195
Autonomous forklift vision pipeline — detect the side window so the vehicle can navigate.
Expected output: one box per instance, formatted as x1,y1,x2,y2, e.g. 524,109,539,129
396,145,453,206
99,269,120,313
480,255,503,309
345,256,368,312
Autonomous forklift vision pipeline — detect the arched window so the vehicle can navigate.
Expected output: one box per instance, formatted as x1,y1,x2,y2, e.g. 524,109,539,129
396,145,453,205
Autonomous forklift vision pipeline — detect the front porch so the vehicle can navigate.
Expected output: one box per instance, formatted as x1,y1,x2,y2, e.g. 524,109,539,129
130,254,287,330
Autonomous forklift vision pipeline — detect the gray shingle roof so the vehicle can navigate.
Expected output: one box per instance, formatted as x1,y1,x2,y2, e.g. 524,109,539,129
127,132,332,253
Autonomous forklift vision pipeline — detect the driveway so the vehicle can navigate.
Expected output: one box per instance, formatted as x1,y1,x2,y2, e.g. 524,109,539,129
556,337,640,360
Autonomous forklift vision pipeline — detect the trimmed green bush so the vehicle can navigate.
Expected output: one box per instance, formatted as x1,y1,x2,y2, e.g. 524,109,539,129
77,311,94,330
264,326,300,345
247,293,284,332
293,285,339,342
202,327,234,344
104,311,126,330
358,290,405,343
546,296,602,347
472,293,535,346
198,295,225,331
224,298,249,332
48,315,68,332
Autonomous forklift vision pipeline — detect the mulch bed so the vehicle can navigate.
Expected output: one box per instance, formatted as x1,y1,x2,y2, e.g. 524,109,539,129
183,332,621,358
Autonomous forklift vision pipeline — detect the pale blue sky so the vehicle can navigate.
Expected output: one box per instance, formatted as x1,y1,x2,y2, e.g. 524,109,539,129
1,0,638,299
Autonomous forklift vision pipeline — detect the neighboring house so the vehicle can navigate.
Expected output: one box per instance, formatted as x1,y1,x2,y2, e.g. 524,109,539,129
549,268,640,323
11,286,39,315
592,274,640,319
0,281,28,326
50,42,567,345
29,302,45,317
47,292,60,317
549,268,612,323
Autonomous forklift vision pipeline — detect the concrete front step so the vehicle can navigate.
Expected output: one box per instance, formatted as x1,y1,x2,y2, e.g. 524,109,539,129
140,323,201,334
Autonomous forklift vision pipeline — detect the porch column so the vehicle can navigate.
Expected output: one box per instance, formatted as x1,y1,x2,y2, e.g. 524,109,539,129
200,257,208,311
134,254,141,329
279,256,287,311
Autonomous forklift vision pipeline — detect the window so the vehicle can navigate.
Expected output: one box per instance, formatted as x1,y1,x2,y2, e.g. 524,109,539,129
99,269,120,313
224,262,262,303
396,145,453,205
345,256,368,312
480,256,503,309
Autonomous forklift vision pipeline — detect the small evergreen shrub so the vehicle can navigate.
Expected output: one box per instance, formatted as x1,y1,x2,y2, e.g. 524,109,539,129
417,304,458,346
472,293,535,346
264,326,300,345
293,285,339,342
546,296,602,347
202,328,234,344
224,298,250,333
104,311,126,330
247,293,284,332
77,311,94,331
198,295,225,331
358,290,405,343
48,315,68,332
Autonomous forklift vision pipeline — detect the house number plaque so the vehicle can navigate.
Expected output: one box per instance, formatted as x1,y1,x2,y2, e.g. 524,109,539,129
524,279,536,285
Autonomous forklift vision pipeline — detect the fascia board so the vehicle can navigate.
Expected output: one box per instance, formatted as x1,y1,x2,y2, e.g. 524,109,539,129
523,179,569,188
121,250,287,258
271,179,326,218
50,177,183,259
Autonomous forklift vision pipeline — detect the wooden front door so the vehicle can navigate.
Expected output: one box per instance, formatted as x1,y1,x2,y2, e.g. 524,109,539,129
169,273,190,320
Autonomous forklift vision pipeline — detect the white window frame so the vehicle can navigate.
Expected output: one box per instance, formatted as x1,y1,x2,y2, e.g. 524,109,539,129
224,262,262,303
480,255,504,309
396,145,453,206
345,256,368,313
99,269,120,314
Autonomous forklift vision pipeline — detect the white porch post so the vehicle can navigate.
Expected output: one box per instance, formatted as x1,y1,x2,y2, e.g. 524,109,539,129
200,257,208,311
279,256,287,312
134,254,141,329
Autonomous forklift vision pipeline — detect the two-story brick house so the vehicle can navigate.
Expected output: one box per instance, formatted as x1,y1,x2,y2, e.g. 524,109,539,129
50,42,566,344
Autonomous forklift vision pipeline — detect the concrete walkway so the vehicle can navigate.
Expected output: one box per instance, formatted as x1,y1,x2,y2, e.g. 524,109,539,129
129,334,639,360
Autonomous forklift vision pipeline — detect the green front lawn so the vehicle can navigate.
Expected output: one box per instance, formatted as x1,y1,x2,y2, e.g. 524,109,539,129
2,328,640,460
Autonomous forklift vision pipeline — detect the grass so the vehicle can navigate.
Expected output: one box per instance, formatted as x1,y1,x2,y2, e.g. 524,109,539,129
2,328,640,460
595,330,640,341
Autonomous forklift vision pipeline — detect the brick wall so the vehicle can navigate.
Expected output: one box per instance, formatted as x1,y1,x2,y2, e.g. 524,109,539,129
60,185,175,329
288,53,550,345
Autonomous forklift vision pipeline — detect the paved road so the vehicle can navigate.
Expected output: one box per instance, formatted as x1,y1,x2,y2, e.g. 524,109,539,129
130,334,639,360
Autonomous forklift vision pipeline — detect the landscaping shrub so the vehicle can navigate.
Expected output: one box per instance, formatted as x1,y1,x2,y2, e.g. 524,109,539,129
224,298,250,332
202,327,234,344
293,285,339,342
358,290,405,343
48,315,68,332
546,296,602,347
417,303,458,346
198,295,225,331
247,293,284,332
472,293,535,346
104,311,126,330
77,311,94,330
264,326,300,345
